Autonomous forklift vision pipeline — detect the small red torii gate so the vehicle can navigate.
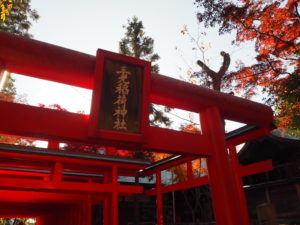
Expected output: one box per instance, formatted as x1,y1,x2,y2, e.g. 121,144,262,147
0,31,273,225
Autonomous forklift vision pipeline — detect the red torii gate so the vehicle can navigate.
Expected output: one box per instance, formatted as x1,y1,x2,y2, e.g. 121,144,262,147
0,31,273,225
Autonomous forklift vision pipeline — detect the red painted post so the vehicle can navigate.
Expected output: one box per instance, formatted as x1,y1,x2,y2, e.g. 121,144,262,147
103,173,110,225
52,162,62,182
200,107,245,225
48,140,60,149
103,197,110,225
106,147,117,156
156,172,163,225
112,166,119,225
228,145,250,225
85,195,92,225
35,217,41,225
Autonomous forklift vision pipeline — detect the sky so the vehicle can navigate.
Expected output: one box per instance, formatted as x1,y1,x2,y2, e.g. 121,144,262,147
12,0,258,131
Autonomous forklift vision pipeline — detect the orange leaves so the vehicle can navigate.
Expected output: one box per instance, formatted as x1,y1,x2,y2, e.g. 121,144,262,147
181,124,201,134
0,135,35,146
192,158,208,176
180,24,188,35
0,92,14,102
0,0,13,21
151,124,207,183
196,0,299,135
38,103,67,112
152,152,171,162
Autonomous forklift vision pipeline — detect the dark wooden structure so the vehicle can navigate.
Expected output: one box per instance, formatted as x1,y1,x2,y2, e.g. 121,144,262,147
239,134,300,225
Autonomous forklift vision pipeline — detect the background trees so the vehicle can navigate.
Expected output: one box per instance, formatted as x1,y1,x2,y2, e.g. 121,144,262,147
119,16,171,127
0,0,39,106
195,0,300,136
0,0,39,105
0,0,39,37
119,16,160,73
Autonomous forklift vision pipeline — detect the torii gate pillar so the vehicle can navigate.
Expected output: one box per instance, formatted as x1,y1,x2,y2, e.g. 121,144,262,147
200,107,248,225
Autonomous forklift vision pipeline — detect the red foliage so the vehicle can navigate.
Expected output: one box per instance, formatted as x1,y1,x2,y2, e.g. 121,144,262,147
38,103,67,111
195,0,299,133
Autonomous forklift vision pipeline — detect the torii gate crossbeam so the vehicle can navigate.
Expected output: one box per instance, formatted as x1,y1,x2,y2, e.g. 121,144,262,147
0,31,274,225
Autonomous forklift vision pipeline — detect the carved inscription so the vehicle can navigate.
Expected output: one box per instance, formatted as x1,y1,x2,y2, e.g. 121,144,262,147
98,59,143,133
113,66,131,130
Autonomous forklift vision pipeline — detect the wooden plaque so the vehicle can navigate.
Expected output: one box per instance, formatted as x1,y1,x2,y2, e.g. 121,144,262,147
89,49,151,142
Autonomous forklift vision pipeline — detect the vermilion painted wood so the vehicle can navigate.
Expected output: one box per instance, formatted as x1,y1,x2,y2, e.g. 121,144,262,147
0,160,136,177
0,31,95,88
0,190,98,203
47,140,60,149
0,148,145,170
0,31,273,127
0,31,275,225
240,160,272,177
229,145,250,225
145,127,211,155
0,169,50,178
103,195,110,225
0,101,212,155
0,203,57,217
200,107,244,225
227,127,270,146
111,166,119,225
143,160,271,196
0,157,271,198
52,162,62,182
0,177,143,194
85,196,92,225
156,172,163,225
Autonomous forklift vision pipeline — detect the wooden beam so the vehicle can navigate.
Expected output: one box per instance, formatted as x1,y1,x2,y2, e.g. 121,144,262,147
0,101,212,155
0,177,143,194
144,160,272,196
0,31,273,127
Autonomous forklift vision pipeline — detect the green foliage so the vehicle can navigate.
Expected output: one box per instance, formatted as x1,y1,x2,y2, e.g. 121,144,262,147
0,72,16,102
275,72,300,137
119,16,171,127
119,16,160,73
1,72,15,95
0,0,39,37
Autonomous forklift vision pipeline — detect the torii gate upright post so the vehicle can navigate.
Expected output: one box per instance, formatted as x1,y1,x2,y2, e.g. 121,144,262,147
229,144,250,225
200,107,247,225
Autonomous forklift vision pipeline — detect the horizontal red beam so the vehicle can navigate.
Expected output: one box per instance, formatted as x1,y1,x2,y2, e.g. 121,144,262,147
227,128,270,146
0,177,143,194
0,31,273,126
0,169,50,178
0,202,59,217
0,190,94,203
240,160,272,177
145,127,211,155
144,160,272,196
0,101,212,155
0,148,145,171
